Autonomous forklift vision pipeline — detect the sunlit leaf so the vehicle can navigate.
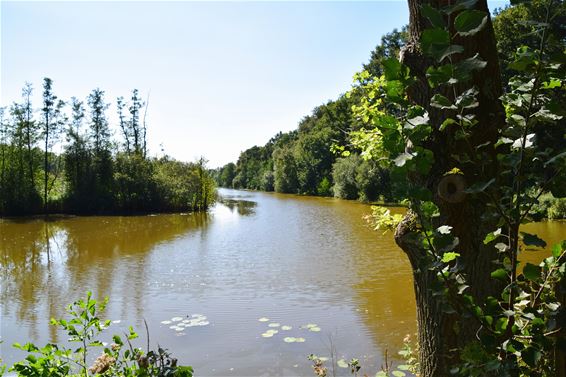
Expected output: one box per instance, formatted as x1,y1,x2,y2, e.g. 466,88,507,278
491,268,508,280
442,252,460,263
337,359,349,368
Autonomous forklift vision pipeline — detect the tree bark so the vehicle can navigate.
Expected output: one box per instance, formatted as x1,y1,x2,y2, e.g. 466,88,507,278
396,0,506,375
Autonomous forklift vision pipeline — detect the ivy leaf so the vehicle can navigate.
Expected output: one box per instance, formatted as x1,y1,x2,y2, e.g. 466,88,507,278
394,152,415,167
464,178,495,194
439,44,465,62
404,115,429,130
426,64,454,87
455,10,488,36
491,268,507,280
421,28,450,60
445,0,479,14
430,94,456,110
382,58,403,81
512,134,535,149
533,107,563,121
483,228,502,244
544,151,566,167
456,54,487,75
437,225,453,234
421,4,445,28
440,118,458,131
522,263,542,281
520,232,547,248
521,347,542,367
442,252,460,263
552,241,566,258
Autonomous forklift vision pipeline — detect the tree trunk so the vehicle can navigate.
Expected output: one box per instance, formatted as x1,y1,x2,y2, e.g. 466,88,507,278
396,0,506,375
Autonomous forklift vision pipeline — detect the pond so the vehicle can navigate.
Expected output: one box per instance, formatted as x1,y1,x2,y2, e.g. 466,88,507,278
0,188,562,376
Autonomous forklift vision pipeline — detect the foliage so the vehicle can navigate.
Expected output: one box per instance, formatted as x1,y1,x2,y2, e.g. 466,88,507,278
0,81,215,216
9,292,193,377
349,0,566,375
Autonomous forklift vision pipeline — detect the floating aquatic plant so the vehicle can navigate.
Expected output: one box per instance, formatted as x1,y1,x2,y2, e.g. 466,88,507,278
258,317,269,322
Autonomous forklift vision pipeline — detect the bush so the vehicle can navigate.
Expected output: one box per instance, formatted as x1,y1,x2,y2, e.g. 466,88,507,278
548,198,566,220
7,292,193,377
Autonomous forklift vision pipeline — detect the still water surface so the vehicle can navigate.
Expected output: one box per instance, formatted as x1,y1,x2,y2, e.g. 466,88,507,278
0,189,562,376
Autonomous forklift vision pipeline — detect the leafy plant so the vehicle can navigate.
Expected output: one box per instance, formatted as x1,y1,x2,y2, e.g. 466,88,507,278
8,292,193,377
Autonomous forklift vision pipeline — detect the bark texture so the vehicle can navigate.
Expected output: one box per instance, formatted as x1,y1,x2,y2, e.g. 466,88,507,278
396,0,507,375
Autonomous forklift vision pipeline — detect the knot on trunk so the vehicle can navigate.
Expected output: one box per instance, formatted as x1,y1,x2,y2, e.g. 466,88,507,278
437,174,466,203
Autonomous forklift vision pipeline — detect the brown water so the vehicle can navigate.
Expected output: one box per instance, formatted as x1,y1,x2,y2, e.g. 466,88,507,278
0,188,563,376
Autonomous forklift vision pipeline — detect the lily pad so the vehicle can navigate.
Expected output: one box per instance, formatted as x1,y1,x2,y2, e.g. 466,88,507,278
169,325,178,329
309,327,321,332
265,329,278,335
337,359,348,368
281,325,292,331
258,317,269,322
171,317,183,322
295,337,305,343
261,332,274,338
161,320,172,325
174,327,184,332
268,323,280,328
283,337,297,343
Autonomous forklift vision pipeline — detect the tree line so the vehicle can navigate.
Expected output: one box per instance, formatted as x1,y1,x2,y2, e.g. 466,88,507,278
0,81,215,216
213,1,565,218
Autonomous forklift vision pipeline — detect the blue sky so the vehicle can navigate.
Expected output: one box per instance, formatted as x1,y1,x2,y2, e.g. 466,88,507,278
1,1,507,167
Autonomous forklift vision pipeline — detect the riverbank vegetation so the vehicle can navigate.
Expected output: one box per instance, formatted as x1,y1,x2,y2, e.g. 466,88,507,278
0,84,215,216
213,1,566,221
1,292,193,377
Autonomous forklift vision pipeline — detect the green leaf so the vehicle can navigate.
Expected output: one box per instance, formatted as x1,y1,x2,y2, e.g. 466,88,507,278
382,58,403,81
392,371,407,377
444,0,479,14
544,151,566,167
456,54,487,75
542,78,562,89
552,241,566,258
522,263,541,281
394,152,414,167
491,268,507,280
464,178,495,194
440,118,458,131
421,28,450,60
454,10,488,36
442,252,460,263
404,115,429,130
521,347,542,367
483,228,502,244
421,4,445,28
520,232,547,248
439,44,465,62
430,94,456,110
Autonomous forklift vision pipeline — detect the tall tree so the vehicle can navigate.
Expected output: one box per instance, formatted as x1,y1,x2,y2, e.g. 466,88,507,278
87,89,110,155
21,83,37,191
129,89,144,155
40,78,65,211
389,0,505,374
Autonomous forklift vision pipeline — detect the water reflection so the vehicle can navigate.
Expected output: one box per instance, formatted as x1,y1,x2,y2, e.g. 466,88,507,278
218,197,257,216
1,191,563,376
0,213,210,345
